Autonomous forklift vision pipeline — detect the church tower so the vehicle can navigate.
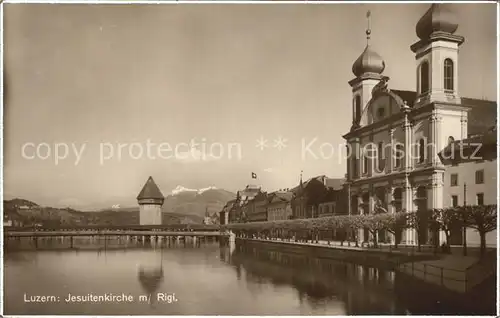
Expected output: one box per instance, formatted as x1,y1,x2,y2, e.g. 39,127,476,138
411,4,464,107
349,10,386,131
137,176,164,225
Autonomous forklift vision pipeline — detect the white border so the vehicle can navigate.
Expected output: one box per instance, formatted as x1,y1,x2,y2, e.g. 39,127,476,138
0,1,498,318
1,0,498,3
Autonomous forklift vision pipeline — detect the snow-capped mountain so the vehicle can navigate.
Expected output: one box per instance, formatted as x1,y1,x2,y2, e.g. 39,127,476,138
162,186,235,218
170,185,218,196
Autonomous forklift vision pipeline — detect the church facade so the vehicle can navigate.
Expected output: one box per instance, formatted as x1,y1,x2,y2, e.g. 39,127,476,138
343,4,497,246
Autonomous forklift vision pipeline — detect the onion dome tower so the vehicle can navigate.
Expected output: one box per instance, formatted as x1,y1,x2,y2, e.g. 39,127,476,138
348,10,387,130
137,176,164,225
411,4,464,106
415,3,459,41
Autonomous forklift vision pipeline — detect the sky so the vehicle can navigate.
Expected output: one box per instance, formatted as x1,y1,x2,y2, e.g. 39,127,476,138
3,3,497,209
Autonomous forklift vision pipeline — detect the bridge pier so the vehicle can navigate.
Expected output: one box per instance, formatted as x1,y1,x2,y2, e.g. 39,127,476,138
5,227,225,250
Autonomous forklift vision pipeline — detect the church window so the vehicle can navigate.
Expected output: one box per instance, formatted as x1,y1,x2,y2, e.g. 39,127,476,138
394,143,404,168
444,58,454,91
418,139,426,164
352,157,358,179
355,95,362,122
377,141,385,172
363,153,369,175
377,107,385,119
420,61,430,94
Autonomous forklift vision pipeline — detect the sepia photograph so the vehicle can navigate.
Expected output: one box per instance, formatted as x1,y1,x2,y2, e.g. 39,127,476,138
2,1,498,316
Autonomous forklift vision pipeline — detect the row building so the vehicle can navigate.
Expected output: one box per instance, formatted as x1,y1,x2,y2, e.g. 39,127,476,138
220,175,347,225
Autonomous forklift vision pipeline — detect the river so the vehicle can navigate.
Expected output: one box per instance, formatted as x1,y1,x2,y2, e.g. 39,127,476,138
2,237,476,315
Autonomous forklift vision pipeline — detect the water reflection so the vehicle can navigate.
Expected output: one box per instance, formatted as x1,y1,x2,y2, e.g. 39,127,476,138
220,243,402,315
137,248,164,306
4,238,411,315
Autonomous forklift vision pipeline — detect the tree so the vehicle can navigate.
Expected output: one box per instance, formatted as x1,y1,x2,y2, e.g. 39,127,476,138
434,208,460,250
384,212,409,249
428,209,442,254
464,204,497,257
362,214,388,248
407,210,432,252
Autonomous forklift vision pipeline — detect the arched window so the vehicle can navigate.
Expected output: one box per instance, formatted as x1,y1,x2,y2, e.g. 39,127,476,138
352,157,358,179
377,141,385,172
363,152,369,175
444,58,454,91
394,143,404,168
420,61,430,94
355,95,361,122
418,139,426,164
448,136,455,145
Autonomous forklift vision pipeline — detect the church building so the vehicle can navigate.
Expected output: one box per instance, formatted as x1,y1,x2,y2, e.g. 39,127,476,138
343,4,497,246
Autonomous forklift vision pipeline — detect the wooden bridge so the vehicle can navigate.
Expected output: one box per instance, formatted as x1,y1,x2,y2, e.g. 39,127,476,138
4,224,228,238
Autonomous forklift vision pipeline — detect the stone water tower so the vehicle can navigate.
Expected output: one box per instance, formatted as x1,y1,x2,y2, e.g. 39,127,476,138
137,176,164,225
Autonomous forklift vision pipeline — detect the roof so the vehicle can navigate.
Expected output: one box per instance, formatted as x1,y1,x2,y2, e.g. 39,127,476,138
291,175,344,193
137,176,164,200
390,90,497,136
415,4,459,41
275,192,293,202
223,200,236,212
438,126,497,165
324,178,345,190
237,185,261,201
391,90,417,107
352,44,385,77
461,97,497,136
268,191,293,203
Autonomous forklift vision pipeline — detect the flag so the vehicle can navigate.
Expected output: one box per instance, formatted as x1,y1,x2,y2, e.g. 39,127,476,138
251,172,257,179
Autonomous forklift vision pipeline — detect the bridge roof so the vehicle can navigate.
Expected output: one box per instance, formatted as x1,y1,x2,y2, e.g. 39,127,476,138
137,176,164,200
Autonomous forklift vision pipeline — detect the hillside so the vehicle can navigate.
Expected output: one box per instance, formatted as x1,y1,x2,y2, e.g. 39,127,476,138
161,188,235,217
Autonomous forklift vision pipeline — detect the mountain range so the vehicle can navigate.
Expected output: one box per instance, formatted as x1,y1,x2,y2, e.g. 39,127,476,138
4,186,236,225
110,186,235,218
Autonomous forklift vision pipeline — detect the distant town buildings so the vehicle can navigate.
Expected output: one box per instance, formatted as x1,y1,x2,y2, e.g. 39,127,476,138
249,191,269,222
343,4,497,247
220,176,346,224
267,191,293,221
291,175,346,219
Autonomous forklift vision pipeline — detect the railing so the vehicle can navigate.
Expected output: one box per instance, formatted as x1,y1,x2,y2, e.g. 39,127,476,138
400,262,467,292
399,256,496,293
464,252,496,291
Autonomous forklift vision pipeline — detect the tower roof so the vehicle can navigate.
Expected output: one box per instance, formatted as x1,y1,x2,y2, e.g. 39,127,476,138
416,4,459,40
352,45,386,77
352,10,385,78
137,176,164,200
